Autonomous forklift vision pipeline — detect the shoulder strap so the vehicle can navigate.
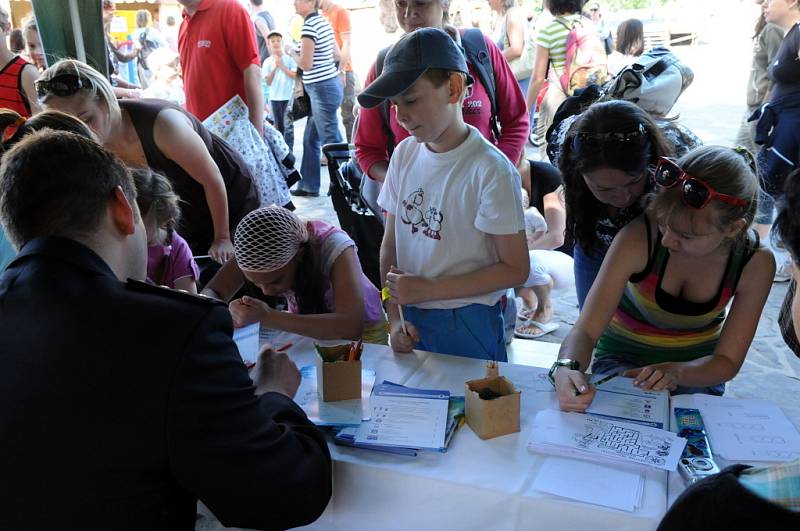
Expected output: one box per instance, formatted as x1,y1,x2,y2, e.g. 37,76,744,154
376,46,388,76
642,54,679,81
629,215,658,283
16,60,31,115
461,28,499,140
553,16,575,32
728,229,761,292
375,46,395,155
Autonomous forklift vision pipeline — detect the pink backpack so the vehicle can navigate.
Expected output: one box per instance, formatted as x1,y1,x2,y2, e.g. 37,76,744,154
553,17,610,96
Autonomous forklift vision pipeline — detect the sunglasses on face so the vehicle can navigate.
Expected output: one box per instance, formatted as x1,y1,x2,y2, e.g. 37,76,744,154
652,157,747,209
572,123,647,153
35,74,89,99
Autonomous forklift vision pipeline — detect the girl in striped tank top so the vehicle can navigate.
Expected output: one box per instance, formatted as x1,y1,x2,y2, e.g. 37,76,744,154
554,145,775,412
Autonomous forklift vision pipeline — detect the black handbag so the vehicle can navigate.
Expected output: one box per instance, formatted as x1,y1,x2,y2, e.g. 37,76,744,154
291,69,311,121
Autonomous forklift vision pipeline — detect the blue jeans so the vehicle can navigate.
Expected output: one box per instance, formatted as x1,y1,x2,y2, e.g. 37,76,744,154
270,99,294,152
299,77,343,193
404,302,507,361
573,243,607,309
592,354,725,396
517,76,531,101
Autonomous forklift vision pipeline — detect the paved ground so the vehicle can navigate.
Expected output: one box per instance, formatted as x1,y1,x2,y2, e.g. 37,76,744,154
284,4,800,423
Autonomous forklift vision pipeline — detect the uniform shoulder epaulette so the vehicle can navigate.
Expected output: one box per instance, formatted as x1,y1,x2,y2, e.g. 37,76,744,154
125,279,226,306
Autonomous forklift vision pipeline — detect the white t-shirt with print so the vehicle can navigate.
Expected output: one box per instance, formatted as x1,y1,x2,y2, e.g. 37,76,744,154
377,125,525,310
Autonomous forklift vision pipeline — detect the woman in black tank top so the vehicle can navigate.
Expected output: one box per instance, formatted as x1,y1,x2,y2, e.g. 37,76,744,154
36,59,260,263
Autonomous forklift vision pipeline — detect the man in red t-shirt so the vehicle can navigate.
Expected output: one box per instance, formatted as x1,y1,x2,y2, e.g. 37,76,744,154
178,0,264,133
321,0,355,142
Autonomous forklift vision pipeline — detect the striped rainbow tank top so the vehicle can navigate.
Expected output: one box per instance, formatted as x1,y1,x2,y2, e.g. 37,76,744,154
595,221,757,364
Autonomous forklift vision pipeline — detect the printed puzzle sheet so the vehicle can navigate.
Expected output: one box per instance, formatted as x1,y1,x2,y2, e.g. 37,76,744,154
528,409,686,471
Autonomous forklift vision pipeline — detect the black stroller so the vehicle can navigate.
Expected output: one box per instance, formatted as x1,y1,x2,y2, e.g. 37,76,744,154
322,142,384,290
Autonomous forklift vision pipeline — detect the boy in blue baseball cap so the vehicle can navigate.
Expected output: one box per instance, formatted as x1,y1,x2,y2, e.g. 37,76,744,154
360,28,529,361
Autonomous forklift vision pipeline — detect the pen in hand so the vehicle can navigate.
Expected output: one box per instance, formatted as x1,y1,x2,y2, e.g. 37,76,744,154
381,285,408,336
572,373,617,396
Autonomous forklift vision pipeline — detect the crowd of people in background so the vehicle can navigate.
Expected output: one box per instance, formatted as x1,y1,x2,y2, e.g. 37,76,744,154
0,0,796,356
1,0,800,528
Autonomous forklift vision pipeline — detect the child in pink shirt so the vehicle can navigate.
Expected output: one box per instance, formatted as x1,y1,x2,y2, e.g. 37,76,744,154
132,168,200,293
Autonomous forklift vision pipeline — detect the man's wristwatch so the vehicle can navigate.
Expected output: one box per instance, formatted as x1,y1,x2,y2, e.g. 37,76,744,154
548,358,580,387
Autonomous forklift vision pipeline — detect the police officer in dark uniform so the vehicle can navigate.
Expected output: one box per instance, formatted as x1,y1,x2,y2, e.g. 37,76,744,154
0,130,331,530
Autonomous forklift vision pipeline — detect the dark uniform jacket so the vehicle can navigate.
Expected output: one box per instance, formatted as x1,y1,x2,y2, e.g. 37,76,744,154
0,237,331,530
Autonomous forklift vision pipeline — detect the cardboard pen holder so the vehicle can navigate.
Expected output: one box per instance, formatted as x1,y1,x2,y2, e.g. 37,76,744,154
464,376,521,440
316,344,362,402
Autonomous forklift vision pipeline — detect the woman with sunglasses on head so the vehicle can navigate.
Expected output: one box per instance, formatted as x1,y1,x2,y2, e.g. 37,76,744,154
36,59,260,266
553,145,774,411
560,100,671,309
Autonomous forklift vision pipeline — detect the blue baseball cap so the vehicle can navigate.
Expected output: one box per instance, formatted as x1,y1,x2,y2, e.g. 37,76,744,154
357,28,474,109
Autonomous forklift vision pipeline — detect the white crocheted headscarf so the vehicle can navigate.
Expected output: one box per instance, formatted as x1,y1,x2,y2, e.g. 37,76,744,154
234,206,308,273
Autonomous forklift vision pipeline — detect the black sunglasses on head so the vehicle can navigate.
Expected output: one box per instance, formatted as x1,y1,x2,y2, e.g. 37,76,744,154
35,74,90,99
572,123,647,153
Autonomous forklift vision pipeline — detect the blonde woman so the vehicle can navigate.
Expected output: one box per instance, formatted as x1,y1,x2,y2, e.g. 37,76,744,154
37,59,260,264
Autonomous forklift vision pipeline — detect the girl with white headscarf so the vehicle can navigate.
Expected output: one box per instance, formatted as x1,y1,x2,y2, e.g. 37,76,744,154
205,206,387,343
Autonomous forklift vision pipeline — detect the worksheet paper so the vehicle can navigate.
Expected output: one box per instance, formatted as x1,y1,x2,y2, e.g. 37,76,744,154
232,323,260,365
688,394,800,462
587,376,670,429
527,374,669,428
528,409,686,471
532,457,644,512
294,366,377,427
355,384,450,450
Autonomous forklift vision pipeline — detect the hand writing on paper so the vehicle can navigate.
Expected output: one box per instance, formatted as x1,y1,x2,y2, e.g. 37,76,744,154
624,363,680,392
229,295,271,328
385,266,432,305
555,368,596,412
253,346,301,398
389,320,419,353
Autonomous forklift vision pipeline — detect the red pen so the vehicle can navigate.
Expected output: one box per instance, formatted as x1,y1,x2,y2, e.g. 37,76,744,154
245,342,292,369
276,342,293,352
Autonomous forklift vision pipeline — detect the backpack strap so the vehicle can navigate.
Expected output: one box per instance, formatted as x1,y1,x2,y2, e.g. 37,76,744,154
374,46,395,156
549,17,575,84
16,58,32,115
461,28,500,140
642,54,678,80
371,30,500,149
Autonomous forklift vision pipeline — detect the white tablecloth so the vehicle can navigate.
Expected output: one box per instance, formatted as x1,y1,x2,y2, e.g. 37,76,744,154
261,334,669,531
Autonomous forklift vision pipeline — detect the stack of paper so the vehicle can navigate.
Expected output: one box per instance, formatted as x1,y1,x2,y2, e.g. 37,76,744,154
528,409,686,471
688,395,800,462
294,365,376,427
333,382,464,454
336,394,465,455
356,382,450,449
532,457,645,512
